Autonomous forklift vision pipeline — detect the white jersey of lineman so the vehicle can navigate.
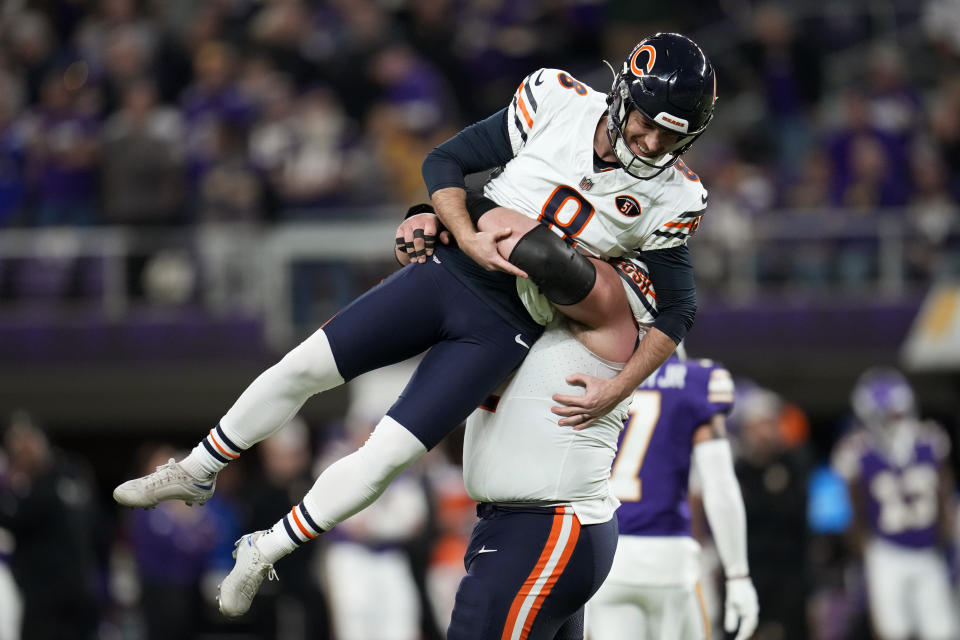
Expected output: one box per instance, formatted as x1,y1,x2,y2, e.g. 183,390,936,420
463,324,630,526
485,68,708,258
462,256,659,525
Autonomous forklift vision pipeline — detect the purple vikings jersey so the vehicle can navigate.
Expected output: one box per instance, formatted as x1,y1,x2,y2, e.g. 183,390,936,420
609,356,734,537
833,422,950,548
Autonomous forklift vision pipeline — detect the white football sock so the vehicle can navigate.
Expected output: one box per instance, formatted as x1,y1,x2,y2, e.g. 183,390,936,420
180,329,344,478
256,416,427,563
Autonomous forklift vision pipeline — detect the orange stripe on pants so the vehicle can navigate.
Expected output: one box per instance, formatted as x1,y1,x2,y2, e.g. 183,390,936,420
500,507,581,640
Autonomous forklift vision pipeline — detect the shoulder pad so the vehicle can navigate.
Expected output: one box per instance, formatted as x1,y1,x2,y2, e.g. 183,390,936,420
506,68,597,152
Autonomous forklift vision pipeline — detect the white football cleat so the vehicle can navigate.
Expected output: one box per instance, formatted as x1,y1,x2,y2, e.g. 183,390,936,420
112,458,216,508
218,531,278,618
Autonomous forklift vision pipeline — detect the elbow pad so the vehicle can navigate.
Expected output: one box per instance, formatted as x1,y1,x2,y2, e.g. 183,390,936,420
508,225,596,306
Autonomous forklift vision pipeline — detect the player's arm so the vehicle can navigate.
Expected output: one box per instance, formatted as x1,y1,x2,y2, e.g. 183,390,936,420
937,464,957,547
832,439,869,557
845,478,870,557
552,244,696,427
691,415,759,640
421,109,526,277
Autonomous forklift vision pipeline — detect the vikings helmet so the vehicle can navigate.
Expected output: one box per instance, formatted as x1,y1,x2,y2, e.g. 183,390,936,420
850,366,916,429
607,32,716,179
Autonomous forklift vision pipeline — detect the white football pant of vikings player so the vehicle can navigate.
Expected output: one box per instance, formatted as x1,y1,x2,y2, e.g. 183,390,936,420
864,538,958,640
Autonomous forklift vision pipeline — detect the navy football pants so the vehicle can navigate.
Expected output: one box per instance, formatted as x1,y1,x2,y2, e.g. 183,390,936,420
322,258,541,450
448,504,618,640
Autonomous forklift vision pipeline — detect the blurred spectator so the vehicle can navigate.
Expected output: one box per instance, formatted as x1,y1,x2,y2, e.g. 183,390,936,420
367,43,455,138
247,0,321,91
402,0,464,103
928,77,960,200
864,43,924,195
317,0,397,122
5,11,56,106
0,411,101,640
101,79,185,224
783,147,832,209
245,417,332,640
198,121,262,222
364,44,457,205
26,71,100,226
125,444,223,640
827,91,907,210
75,0,158,77
180,40,256,190
733,388,812,640
922,0,960,66
0,88,27,226
905,146,960,280
736,3,823,180
251,84,365,213
75,0,159,116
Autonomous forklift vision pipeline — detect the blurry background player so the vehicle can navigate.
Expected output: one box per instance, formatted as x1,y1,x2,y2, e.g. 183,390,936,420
732,388,811,640
319,364,432,640
832,367,959,640
585,351,759,640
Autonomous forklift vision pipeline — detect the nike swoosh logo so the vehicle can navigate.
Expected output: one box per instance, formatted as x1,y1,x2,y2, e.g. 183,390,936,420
432,255,442,264
534,70,544,86
478,546,498,554
193,483,214,490
701,194,708,204
515,334,530,349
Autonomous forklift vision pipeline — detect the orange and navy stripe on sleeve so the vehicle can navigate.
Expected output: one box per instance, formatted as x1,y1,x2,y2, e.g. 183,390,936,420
500,506,581,640
510,71,542,146
281,500,325,545
202,423,244,464
651,211,703,244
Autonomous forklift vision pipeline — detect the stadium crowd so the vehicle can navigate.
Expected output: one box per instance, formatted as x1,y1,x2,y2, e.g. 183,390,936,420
0,1,957,226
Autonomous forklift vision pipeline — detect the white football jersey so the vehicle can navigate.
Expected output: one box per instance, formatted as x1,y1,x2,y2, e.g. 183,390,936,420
462,324,629,525
485,68,709,258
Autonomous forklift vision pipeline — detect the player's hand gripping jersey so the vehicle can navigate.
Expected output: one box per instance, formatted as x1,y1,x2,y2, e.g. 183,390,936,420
486,68,708,258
